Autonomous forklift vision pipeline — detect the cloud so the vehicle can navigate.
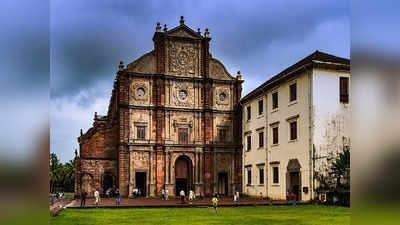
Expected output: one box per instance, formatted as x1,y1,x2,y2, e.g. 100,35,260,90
49,0,349,162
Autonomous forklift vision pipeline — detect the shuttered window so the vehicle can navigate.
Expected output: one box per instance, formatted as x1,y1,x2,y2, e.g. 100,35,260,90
272,92,278,109
218,129,227,142
290,121,297,140
247,106,251,120
258,100,263,115
247,169,252,185
290,83,297,102
272,127,279,144
259,132,264,148
259,168,264,184
340,77,349,103
137,126,145,139
247,135,252,151
273,167,279,183
178,128,188,144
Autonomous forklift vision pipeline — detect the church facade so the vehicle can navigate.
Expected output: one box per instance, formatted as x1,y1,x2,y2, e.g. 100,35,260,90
74,17,243,198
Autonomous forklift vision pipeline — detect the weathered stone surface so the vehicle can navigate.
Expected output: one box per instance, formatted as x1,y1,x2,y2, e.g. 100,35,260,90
75,19,243,198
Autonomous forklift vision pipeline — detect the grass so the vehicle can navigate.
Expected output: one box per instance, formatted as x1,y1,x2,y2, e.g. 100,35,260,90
51,205,350,225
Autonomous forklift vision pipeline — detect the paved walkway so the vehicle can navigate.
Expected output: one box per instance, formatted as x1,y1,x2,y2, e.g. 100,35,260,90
68,197,300,209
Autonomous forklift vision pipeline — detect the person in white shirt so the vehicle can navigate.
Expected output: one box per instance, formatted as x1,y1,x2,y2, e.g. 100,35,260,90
94,190,100,206
189,190,195,201
165,189,169,200
180,190,185,204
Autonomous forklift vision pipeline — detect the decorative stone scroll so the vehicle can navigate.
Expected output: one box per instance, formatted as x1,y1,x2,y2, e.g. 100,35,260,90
168,41,198,76
131,82,148,102
215,88,230,106
173,82,192,107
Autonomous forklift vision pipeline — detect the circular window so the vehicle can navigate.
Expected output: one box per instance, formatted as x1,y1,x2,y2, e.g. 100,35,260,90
219,93,227,101
137,87,145,97
178,89,188,101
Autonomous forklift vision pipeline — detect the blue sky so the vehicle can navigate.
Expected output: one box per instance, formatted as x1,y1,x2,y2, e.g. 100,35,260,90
0,0,352,163
48,0,350,162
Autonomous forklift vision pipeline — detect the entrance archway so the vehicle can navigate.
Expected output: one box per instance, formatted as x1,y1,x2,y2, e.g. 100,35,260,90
287,159,302,201
175,155,193,196
218,172,228,195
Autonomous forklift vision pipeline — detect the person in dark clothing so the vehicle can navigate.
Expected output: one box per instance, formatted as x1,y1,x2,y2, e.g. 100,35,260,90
115,189,120,206
80,192,87,208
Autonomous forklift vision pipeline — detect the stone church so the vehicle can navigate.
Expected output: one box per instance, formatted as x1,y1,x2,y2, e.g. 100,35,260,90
74,17,243,198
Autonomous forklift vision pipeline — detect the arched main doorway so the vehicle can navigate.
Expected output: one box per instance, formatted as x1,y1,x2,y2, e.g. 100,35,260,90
287,159,302,201
175,155,193,196
102,174,114,197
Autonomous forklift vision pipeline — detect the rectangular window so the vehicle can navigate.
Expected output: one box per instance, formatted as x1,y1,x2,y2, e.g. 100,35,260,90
259,132,264,148
258,100,263,115
247,106,251,120
340,77,349,103
272,127,279,144
247,135,251,151
290,121,297,140
247,169,252,185
273,167,279,184
178,128,188,144
137,126,145,139
272,92,278,109
290,83,297,102
259,168,264,184
218,128,227,142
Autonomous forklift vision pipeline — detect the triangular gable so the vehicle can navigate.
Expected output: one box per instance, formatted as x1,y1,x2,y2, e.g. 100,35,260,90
167,25,202,39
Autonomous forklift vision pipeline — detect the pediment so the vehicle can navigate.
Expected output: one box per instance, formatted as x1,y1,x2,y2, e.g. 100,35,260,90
167,25,202,39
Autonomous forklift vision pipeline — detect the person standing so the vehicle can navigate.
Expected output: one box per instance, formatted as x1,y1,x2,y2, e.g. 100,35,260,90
80,192,87,208
286,190,290,205
165,189,169,200
291,192,297,207
115,189,120,206
180,190,185,204
94,190,100,207
161,189,165,200
212,193,219,214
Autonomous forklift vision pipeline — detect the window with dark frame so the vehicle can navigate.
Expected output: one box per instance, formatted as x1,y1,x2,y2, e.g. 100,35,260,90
218,128,227,142
340,77,349,103
259,168,264,184
290,83,297,102
247,106,251,120
259,132,264,148
247,135,251,151
273,167,279,183
178,128,188,144
247,169,252,185
137,126,146,139
290,121,297,140
272,127,279,144
272,92,278,109
258,100,263,115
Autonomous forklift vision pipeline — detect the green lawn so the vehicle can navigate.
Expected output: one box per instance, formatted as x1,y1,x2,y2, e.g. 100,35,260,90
51,205,350,225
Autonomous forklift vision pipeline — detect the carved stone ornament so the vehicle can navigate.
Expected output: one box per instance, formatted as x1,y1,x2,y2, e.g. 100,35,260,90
131,83,148,101
216,88,229,105
173,82,192,107
168,41,198,75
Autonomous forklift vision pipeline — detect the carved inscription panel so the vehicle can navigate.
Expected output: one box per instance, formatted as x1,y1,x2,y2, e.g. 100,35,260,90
132,151,149,169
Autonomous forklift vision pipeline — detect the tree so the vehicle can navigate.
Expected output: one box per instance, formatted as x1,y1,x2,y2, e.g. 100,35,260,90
49,153,75,193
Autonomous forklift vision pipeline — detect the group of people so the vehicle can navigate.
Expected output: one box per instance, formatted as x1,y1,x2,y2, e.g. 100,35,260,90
80,189,121,208
178,190,197,203
286,190,297,207
160,189,169,200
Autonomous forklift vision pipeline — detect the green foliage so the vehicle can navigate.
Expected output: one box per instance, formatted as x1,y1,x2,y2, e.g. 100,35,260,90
50,153,75,193
51,205,350,225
